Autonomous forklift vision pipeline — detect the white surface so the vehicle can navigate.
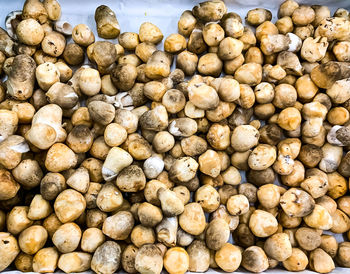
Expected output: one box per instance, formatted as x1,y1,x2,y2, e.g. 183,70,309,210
2,0,350,46
1,0,350,273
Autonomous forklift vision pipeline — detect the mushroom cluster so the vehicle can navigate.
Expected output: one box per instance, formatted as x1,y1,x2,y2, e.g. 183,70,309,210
0,0,350,273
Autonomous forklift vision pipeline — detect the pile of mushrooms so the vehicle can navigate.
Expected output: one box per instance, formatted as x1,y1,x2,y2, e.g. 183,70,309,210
0,0,350,273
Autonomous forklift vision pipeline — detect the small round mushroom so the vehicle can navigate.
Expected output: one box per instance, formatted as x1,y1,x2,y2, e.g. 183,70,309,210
14,252,33,272
45,143,77,173
118,32,139,51
257,184,280,209
264,233,292,261
32,247,59,273
176,51,199,76
320,234,338,258
52,222,81,253
246,8,272,26
280,188,315,217
179,202,206,236
295,227,321,251
158,188,184,217
63,43,84,65
163,247,189,274
197,53,223,77
81,228,105,253
215,243,242,272
195,185,220,213
309,248,335,273
7,206,33,235
130,224,155,248
248,144,277,170
121,245,138,273
72,24,95,47
40,172,66,201
28,194,52,220
41,32,66,58
16,19,44,46
249,210,278,238
205,218,230,251
91,241,121,274
54,189,86,223
94,5,120,39
164,33,186,54
282,248,308,271
135,244,163,274
139,22,163,44
35,62,60,91
227,194,249,216
102,211,134,240
169,157,198,184
303,204,333,230
241,246,269,273
231,125,259,152
138,202,163,227
187,240,210,272
96,182,124,212
19,225,48,255
57,252,92,273
0,169,20,200
0,232,20,272
336,242,350,267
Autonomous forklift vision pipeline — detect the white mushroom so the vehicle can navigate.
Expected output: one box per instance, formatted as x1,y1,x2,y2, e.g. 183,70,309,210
5,11,22,39
54,20,73,35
